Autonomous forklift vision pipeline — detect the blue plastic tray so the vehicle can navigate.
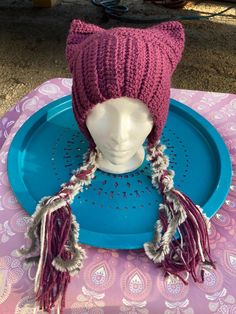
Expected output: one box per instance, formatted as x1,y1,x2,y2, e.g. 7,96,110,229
7,95,232,249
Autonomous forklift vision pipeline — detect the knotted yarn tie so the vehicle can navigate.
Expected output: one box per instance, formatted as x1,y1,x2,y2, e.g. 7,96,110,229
18,149,98,313
144,141,215,283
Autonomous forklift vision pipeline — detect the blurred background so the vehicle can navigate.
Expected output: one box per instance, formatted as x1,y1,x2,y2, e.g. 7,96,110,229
0,0,235,116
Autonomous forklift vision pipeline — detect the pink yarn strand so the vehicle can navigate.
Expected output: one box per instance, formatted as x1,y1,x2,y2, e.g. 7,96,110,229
35,205,72,313
145,142,215,284
161,189,215,283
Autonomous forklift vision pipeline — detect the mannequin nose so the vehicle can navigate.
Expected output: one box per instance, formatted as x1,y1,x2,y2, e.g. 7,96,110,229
110,116,129,145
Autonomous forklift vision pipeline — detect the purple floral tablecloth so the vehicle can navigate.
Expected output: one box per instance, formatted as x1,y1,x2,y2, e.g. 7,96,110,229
0,78,236,314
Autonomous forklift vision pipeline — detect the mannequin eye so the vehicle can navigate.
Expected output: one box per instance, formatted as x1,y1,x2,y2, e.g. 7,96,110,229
132,110,153,122
90,106,106,120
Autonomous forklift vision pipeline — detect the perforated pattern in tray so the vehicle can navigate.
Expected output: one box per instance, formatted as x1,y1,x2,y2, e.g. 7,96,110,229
8,96,232,249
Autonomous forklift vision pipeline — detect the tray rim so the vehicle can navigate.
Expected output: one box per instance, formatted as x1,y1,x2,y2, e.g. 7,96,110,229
7,95,232,248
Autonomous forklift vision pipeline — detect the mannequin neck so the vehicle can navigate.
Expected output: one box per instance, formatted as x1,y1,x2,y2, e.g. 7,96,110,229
96,146,145,174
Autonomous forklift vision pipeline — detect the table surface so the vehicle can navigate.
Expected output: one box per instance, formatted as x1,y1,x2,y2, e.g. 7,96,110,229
0,78,236,314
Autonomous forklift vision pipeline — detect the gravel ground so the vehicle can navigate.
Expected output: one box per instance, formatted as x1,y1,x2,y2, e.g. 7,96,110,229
0,0,235,117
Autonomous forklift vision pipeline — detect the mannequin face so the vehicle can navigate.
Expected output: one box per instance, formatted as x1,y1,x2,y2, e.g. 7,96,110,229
86,97,153,165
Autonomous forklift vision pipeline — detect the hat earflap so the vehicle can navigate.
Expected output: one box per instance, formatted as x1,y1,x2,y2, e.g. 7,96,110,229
18,149,98,313
144,141,215,283
66,19,103,73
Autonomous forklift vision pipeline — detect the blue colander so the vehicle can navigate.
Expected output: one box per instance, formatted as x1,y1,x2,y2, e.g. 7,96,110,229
7,96,232,249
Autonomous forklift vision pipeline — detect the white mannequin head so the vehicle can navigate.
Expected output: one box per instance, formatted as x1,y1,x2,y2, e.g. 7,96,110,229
86,96,154,174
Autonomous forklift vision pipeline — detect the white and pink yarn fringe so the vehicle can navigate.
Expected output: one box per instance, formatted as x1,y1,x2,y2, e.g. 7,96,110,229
19,142,214,313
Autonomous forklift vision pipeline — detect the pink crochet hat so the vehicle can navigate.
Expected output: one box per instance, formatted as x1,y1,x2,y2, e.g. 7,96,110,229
19,20,215,314
66,19,185,147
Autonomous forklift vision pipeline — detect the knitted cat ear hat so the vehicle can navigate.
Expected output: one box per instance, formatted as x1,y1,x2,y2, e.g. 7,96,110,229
67,19,183,148
20,20,214,314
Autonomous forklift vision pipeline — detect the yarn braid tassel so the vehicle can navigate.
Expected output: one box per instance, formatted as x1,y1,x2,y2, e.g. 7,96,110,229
144,142,215,283
18,149,98,313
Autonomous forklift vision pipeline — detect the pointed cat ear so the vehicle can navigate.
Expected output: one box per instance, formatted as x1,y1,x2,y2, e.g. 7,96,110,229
66,19,103,73
149,21,185,72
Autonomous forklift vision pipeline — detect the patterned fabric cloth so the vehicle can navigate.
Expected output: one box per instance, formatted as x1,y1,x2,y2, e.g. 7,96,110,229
0,78,236,314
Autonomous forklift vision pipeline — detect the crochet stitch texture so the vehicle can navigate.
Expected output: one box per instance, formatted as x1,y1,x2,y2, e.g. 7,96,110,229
66,20,185,147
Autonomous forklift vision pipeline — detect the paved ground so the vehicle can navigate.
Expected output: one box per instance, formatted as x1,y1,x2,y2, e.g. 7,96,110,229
0,0,235,117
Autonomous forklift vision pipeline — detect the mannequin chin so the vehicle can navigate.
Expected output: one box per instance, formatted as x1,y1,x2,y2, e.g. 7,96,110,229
86,96,153,174
96,145,145,174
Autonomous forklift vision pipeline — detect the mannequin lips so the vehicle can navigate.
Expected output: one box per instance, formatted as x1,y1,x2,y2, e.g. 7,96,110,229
109,150,130,157
112,148,130,153
104,144,132,153
107,147,137,156
98,144,136,159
